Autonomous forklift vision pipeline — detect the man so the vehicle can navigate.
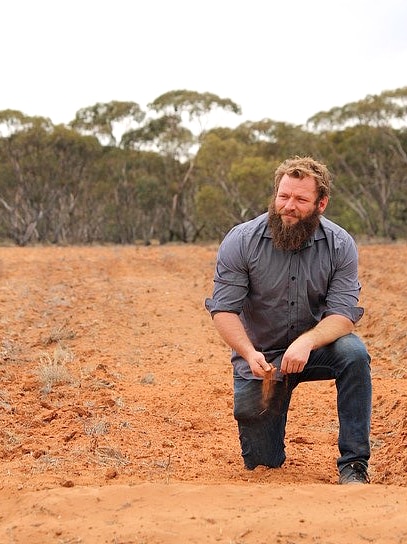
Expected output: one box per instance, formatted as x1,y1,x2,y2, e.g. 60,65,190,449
205,156,372,484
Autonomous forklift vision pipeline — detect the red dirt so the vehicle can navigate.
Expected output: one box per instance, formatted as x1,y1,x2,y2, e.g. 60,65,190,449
0,243,406,543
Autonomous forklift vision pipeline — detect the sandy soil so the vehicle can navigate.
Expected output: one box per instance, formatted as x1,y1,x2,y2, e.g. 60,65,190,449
0,242,406,543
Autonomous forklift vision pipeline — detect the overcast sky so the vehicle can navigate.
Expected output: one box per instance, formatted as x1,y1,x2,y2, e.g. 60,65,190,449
2,0,407,128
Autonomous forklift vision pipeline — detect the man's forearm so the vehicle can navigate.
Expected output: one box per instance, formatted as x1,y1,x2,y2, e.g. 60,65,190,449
212,312,272,377
213,312,353,355
280,314,355,374
300,314,354,351
212,312,257,360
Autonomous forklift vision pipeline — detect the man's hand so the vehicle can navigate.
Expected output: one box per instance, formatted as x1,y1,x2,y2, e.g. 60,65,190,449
280,336,313,374
246,351,272,378
280,314,354,374
213,312,273,378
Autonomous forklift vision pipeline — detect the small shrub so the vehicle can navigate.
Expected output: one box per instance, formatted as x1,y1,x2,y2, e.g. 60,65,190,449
44,322,75,345
37,344,75,392
140,373,155,384
84,419,110,436
95,446,129,467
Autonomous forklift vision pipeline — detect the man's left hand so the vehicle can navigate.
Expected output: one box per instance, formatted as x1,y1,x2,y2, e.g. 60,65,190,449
280,336,314,374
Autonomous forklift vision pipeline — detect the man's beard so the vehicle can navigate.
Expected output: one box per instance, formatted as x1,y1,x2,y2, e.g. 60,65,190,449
268,202,321,251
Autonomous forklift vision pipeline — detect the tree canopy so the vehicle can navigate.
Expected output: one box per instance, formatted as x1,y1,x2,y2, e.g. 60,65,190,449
1,88,406,245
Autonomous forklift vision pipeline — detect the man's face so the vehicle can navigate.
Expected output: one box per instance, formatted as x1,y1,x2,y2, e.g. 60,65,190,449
274,174,328,223
269,174,329,251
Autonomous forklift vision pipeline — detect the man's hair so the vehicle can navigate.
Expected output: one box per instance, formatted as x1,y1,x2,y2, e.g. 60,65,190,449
274,156,332,200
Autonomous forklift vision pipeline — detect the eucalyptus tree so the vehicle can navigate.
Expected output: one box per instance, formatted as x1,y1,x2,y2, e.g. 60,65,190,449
0,110,55,140
121,90,241,242
308,87,407,130
232,119,319,159
0,118,102,245
147,90,241,134
121,114,191,242
92,146,169,244
308,87,407,238
0,113,57,244
194,127,275,239
70,101,146,146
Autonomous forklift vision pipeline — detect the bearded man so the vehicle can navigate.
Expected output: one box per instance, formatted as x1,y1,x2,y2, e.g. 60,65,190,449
205,156,372,485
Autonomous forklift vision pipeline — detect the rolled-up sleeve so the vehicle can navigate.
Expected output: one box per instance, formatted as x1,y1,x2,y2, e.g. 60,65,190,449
205,226,249,316
322,236,364,323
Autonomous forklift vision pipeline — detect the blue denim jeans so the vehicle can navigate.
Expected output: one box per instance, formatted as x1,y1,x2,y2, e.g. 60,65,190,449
233,334,372,472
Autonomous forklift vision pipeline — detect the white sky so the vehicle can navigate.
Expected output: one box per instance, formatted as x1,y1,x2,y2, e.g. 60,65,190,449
2,0,407,128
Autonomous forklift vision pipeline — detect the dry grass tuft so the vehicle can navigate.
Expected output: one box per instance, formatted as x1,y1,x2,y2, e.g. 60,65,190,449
95,446,130,467
84,419,110,436
44,322,76,345
36,344,75,392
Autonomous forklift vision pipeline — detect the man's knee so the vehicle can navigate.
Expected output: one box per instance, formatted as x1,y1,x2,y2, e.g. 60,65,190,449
334,334,371,365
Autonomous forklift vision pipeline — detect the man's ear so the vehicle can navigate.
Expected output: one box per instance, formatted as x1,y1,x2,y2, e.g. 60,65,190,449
318,196,329,214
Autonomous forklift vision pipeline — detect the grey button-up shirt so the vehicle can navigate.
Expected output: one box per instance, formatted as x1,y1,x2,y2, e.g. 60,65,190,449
205,213,364,379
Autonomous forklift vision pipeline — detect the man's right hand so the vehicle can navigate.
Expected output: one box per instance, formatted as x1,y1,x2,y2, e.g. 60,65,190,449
212,312,272,378
247,352,272,378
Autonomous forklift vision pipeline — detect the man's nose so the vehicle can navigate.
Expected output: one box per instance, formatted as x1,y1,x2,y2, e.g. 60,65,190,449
284,197,296,210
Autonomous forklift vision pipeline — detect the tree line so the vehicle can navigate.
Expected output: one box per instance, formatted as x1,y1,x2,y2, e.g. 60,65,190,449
0,87,406,246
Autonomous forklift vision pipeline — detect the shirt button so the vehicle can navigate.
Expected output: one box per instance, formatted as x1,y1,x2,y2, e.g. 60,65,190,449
290,301,295,306
291,276,296,281
290,325,295,329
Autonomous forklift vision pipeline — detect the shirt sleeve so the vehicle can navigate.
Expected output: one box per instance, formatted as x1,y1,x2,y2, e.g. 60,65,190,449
322,235,364,324
205,226,249,316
